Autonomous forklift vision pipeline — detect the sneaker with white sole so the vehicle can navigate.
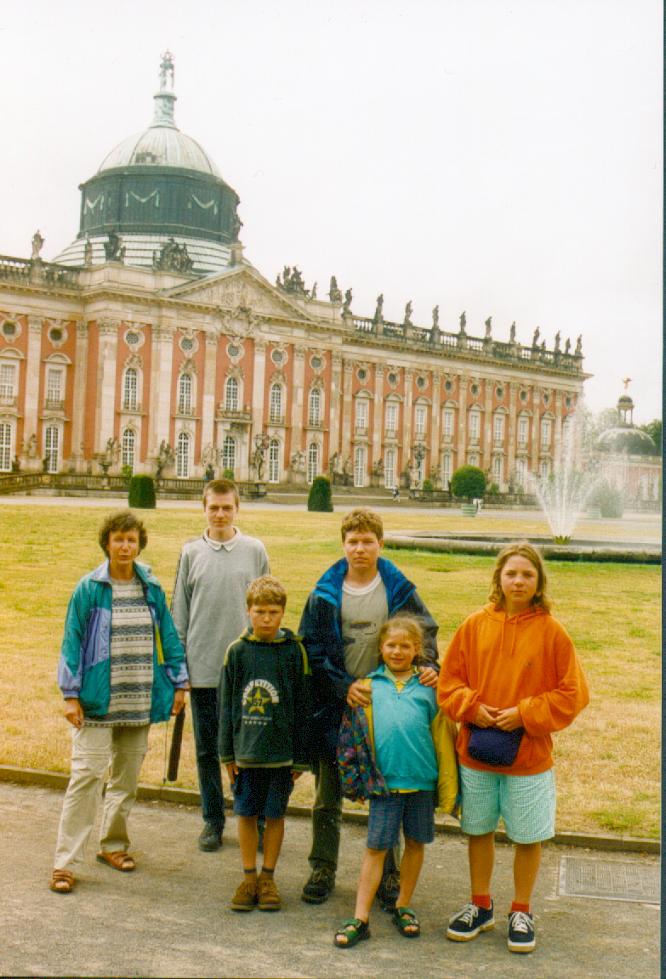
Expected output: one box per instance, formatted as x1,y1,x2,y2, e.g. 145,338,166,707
446,901,495,941
507,910,535,953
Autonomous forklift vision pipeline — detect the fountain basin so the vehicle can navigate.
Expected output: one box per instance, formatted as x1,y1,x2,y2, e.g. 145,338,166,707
384,532,661,564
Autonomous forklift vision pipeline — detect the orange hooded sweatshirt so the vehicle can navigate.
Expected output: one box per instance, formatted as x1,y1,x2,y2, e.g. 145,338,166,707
438,603,589,776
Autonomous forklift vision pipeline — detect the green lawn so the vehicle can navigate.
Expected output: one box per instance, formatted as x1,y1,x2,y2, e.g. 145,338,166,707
0,502,660,838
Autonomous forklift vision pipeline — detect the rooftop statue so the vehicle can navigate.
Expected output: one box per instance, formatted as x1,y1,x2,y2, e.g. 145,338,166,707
554,331,561,352
83,237,93,266
31,230,44,260
432,305,439,329
484,316,492,338
159,50,175,91
373,293,384,323
153,237,193,273
510,321,516,342
403,301,413,326
459,310,466,333
564,337,571,355
104,230,125,263
532,326,540,347
310,282,317,299
328,276,342,304
575,335,583,356
343,289,353,313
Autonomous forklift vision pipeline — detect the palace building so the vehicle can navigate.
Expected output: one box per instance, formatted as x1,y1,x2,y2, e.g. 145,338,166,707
0,54,588,491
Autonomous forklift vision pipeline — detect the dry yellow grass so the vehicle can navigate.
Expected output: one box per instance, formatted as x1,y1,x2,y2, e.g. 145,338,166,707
0,501,659,837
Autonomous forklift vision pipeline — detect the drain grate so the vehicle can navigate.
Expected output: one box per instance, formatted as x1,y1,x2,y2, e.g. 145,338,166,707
558,856,660,904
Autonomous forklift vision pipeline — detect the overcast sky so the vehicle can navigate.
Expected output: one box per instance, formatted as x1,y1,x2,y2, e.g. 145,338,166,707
1,0,661,422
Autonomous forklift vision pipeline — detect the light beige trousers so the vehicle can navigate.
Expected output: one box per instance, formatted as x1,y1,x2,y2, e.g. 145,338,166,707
53,724,150,871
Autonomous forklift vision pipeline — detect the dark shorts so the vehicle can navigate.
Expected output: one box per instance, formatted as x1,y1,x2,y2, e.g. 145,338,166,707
232,767,294,819
367,790,435,850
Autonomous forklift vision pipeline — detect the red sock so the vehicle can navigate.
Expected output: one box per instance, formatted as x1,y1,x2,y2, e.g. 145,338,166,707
472,893,492,909
510,901,530,913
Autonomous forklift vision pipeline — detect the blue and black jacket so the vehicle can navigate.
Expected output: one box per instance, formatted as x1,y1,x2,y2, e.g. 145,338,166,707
298,556,439,760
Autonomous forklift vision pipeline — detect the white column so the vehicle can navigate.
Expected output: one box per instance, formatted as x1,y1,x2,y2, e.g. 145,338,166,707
482,379,493,472
507,381,518,481
148,324,174,458
341,362,353,459
403,368,414,464
23,316,43,458
530,387,540,474
95,319,119,453
430,373,441,478
200,332,218,459
71,321,89,471
328,353,343,460
251,339,267,432
291,345,306,457
457,374,468,466
372,365,384,467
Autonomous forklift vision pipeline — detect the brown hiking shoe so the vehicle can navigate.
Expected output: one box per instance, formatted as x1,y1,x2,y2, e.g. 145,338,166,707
230,876,257,912
257,872,281,911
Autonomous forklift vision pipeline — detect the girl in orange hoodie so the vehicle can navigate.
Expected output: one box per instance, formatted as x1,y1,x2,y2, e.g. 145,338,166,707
438,542,589,955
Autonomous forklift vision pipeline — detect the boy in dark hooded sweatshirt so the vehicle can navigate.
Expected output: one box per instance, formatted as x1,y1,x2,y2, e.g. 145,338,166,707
439,542,589,955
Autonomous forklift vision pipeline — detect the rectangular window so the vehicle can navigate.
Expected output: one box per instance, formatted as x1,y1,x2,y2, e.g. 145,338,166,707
0,363,16,399
493,414,504,442
46,368,62,404
0,422,11,471
541,418,551,448
441,453,452,487
384,448,396,489
385,403,398,435
414,405,426,437
493,455,503,485
356,399,368,432
469,411,480,439
443,408,454,438
518,417,529,445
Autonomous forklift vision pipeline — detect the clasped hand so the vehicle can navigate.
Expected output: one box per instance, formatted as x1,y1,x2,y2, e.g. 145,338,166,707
473,703,521,731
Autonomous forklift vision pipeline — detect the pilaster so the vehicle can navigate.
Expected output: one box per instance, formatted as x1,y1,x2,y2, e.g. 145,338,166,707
71,321,89,470
23,316,43,452
200,331,218,459
251,339,267,438
328,353,343,460
430,374,441,475
290,345,306,458
341,361,353,456
96,319,119,453
148,322,174,457
372,365,384,468
507,381,518,480
482,379,493,472
457,374,468,465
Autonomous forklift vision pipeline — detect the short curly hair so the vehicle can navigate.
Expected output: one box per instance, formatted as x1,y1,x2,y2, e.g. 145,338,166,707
246,575,287,609
98,510,148,555
340,507,384,542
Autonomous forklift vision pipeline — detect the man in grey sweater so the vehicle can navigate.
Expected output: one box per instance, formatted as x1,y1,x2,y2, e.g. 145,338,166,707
171,479,269,850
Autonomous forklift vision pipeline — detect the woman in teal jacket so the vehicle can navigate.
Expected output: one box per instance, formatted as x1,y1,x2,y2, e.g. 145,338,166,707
50,510,188,894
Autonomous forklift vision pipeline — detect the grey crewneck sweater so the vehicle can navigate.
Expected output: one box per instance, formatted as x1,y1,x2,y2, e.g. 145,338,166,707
171,530,269,686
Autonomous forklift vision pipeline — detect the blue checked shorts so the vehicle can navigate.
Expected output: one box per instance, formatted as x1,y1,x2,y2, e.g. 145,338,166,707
367,790,435,849
232,767,293,819
459,764,556,843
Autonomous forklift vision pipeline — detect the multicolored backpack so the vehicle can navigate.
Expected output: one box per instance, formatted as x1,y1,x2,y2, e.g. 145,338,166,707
336,704,389,802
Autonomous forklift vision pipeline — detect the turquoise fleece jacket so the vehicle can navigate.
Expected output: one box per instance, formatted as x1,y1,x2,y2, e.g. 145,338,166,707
57,560,188,723
370,664,439,791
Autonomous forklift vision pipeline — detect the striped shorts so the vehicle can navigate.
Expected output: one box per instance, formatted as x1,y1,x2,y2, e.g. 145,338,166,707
459,765,556,843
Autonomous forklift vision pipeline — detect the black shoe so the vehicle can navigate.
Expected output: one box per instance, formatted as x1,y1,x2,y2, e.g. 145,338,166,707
376,869,400,912
301,867,336,904
198,822,223,852
447,901,495,942
507,910,535,953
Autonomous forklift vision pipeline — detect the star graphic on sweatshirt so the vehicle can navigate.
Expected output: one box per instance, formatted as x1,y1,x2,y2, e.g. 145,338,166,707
246,687,272,715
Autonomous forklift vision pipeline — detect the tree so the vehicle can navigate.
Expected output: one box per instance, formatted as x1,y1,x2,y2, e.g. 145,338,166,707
450,465,486,501
307,475,333,512
639,419,662,456
128,474,156,509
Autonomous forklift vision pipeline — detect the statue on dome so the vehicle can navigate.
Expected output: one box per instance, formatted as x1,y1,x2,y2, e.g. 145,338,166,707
159,51,175,91
342,289,353,314
231,212,243,241
31,230,44,260
373,294,384,324
153,237,193,273
328,276,342,304
104,230,125,263
83,237,93,266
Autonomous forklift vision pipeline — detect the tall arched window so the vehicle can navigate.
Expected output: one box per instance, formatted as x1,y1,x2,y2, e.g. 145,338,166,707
354,446,366,487
441,452,452,489
178,374,192,414
0,422,11,471
222,435,236,473
225,376,239,412
384,448,396,489
123,368,138,410
268,439,280,482
121,428,136,470
307,442,320,483
176,431,191,477
269,384,283,424
44,425,59,474
308,388,321,426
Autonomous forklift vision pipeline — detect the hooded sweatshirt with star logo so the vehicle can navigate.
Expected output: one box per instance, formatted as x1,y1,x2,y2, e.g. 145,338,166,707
438,604,589,776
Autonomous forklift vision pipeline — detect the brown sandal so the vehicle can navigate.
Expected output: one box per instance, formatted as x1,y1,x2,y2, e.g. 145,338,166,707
96,850,136,872
50,869,75,893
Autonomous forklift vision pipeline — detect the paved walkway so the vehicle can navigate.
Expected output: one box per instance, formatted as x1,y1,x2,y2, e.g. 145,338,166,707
1,781,658,978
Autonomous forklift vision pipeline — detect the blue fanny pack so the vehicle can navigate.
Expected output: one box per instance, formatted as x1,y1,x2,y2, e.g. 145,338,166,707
467,725,524,766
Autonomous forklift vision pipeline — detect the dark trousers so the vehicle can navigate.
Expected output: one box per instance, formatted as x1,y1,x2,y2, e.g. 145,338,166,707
190,687,226,830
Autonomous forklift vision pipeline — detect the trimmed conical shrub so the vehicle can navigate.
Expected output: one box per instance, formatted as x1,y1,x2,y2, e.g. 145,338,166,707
128,474,157,509
307,475,333,512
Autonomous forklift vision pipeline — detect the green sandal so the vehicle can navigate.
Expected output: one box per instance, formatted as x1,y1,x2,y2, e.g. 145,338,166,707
334,918,371,948
393,906,421,938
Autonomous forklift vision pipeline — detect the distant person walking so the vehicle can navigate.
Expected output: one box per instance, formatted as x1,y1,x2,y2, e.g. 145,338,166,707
50,510,188,894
